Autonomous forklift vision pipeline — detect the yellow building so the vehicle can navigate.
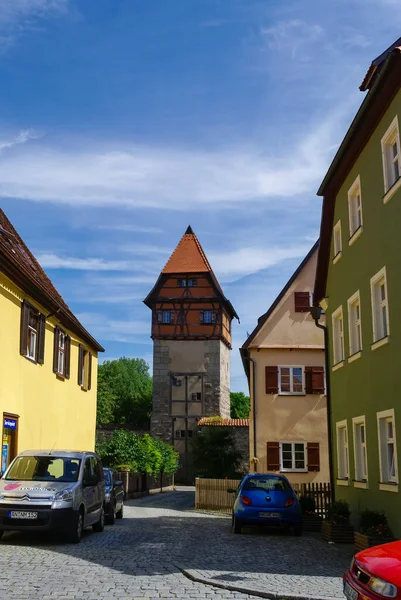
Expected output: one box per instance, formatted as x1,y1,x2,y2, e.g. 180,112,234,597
241,242,330,484
0,210,104,473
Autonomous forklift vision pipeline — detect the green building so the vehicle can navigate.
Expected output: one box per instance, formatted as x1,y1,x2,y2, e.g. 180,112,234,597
314,38,401,537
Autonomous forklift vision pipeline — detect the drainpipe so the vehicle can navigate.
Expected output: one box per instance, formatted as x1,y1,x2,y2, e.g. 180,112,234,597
311,306,335,502
249,357,257,473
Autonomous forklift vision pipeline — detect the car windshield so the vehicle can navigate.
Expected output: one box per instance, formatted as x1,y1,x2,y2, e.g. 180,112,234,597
5,456,81,483
243,476,291,492
104,470,112,485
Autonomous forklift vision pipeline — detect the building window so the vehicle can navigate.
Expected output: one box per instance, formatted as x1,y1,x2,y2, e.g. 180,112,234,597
336,420,349,480
78,345,92,391
175,430,193,439
348,292,362,356
200,310,216,324
53,326,71,378
333,220,342,259
280,442,306,472
178,279,197,287
278,366,304,395
332,306,345,364
353,416,368,482
370,267,390,343
377,409,398,485
381,116,401,192
294,292,313,313
191,392,202,401
348,176,363,238
20,300,46,364
157,311,174,324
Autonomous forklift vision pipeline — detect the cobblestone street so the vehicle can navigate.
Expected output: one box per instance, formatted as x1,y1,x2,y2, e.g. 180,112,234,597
0,489,352,600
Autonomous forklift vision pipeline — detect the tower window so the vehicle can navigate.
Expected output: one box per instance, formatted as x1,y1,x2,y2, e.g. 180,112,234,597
200,310,216,324
191,392,202,401
157,311,175,324
177,279,197,287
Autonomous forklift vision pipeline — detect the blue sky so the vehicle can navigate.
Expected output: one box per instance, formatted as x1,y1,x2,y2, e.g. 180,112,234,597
0,0,400,393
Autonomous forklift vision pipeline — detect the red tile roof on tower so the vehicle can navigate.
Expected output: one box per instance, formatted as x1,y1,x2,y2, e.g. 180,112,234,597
162,225,212,274
0,209,104,352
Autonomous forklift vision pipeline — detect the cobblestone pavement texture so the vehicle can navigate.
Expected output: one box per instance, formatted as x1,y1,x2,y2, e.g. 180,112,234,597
0,488,352,600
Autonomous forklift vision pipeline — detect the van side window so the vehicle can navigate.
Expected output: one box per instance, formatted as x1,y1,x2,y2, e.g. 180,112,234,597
83,458,92,484
90,456,100,483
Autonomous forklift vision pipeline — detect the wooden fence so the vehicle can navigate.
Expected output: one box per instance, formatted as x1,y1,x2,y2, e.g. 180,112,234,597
195,478,332,517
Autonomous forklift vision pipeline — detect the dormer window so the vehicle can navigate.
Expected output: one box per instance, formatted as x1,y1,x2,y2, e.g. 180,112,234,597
178,279,197,287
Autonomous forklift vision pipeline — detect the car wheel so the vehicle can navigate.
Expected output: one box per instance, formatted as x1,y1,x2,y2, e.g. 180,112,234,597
232,514,242,534
67,509,84,544
106,503,115,525
116,503,124,519
93,506,105,533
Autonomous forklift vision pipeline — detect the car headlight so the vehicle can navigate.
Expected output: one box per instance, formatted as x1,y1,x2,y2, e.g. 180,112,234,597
54,489,74,502
369,577,397,598
105,493,111,502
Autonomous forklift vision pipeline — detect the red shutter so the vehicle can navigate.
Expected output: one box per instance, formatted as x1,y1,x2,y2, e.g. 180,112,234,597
37,314,46,365
65,335,71,379
311,367,325,394
307,443,320,472
88,352,93,391
267,442,280,471
305,366,313,394
53,326,60,374
78,344,84,386
265,366,278,394
294,292,312,313
20,300,30,356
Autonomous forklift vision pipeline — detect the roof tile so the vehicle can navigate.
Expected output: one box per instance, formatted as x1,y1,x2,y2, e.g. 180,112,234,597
198,418,249,427
162,228,212,273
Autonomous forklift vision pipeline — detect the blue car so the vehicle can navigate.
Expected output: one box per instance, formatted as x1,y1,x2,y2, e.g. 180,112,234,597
229,474,302,535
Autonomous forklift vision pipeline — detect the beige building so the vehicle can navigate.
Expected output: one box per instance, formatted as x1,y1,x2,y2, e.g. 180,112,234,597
241,242,330,484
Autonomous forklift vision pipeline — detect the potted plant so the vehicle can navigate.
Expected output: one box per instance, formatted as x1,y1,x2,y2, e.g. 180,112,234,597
322,500,354,543
300,495,322,531
354,510,395,551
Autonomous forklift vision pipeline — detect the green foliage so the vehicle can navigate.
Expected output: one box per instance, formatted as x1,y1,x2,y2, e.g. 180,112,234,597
97,357,152,428
192,428,243,479
327,500,351,525
299,495,316,515
96,430,179,476
359,509,392,537
230,392,250,419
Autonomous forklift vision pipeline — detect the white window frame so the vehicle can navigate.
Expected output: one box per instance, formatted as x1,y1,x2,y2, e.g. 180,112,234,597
381,116,401,194
377,409,398,491
333,220,342,263
352,416,368,487
347,291,362,358
348,175,363,242
332,306,345,366
279,441,307,473
278,366,305,395
57,330,66,375
27,324,37,361
336,420,350,484
370,267,390,345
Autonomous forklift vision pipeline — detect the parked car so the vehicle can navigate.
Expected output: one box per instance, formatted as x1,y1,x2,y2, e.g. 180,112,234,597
104,468,124,524
344,541,401,600
228,473,302,535
0,450,105,543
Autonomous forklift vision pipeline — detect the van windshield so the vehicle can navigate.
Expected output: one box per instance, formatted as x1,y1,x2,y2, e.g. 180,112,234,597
5,456,81,483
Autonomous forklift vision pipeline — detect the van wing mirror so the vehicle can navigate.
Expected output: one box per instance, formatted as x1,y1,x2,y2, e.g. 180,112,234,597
114,480,123,488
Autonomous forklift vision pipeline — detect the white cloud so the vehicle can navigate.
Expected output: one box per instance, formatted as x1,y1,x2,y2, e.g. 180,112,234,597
0,130,39,152
0,113,342,210
262,20,324,58
95,224,163,234
36,253,132,271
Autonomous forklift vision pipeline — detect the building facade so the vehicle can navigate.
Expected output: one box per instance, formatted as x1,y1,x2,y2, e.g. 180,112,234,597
144,226,238,482
314,39,401,535
0,210,103,472
241,243,330,484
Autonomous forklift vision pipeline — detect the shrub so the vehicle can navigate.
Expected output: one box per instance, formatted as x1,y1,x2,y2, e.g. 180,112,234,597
299,495,316,515
327,500,351,525
359,509,393,537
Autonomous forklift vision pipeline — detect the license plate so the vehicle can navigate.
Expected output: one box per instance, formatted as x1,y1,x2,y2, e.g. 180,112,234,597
344,582,359,600
8,511,38,520
259,512,280,519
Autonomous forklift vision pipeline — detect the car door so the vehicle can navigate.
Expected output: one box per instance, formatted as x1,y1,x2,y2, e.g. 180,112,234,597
82,456,97,525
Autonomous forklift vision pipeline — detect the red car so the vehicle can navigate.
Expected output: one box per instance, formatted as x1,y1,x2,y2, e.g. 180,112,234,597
344,542,401,600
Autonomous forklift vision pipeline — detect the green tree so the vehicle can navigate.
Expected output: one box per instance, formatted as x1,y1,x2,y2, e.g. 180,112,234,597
97,357,152,428
192,428,242,479
230,392,250,419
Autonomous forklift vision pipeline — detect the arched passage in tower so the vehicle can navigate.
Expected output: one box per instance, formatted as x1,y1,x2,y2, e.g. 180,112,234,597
143,226,239,483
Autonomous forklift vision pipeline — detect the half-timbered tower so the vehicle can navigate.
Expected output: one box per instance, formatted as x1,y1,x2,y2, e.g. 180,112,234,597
144,226,238,481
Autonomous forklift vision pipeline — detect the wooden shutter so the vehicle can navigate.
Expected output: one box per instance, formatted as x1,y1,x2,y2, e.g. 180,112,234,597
211,312,216,323
65,335,71,379
37,314,46,365
88,352,93,391
78,344,84,386
305,366,325,394
307,442,320,471
157,312,163,323
53,326,60,373
294,292,312,312
267,442,280,471
20,300,30,356
170,311,175,323
305,366,313,394
265,366,279,394
200,310,204,323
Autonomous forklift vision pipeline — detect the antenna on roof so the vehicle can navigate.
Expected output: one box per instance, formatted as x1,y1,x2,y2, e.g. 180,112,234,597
185,225,194,235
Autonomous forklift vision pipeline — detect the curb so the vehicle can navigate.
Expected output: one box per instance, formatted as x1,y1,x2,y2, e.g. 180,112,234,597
177,566,341,600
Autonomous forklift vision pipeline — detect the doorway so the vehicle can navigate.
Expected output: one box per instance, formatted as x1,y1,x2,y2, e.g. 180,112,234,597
2,414,18,474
